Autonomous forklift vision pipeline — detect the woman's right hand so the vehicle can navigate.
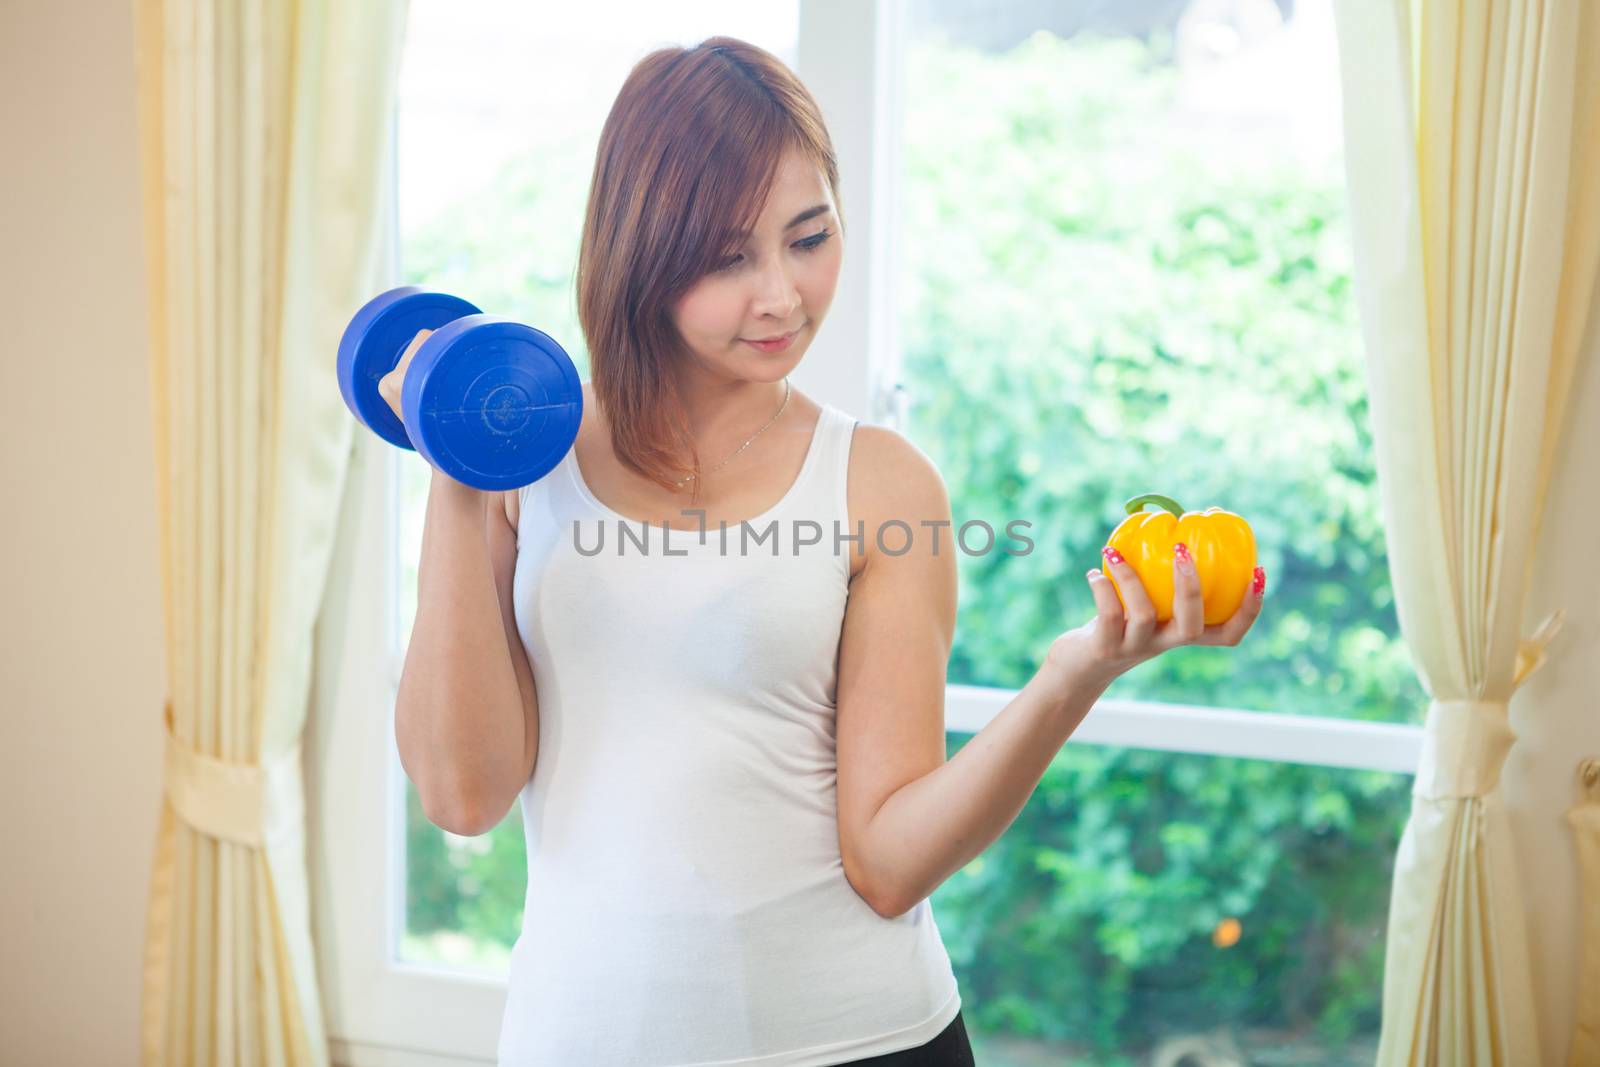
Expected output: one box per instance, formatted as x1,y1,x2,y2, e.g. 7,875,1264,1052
377,328,434,422
1045,548,1264,692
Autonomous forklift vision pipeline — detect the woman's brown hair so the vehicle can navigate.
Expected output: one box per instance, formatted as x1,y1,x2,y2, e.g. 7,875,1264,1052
574,36,845,499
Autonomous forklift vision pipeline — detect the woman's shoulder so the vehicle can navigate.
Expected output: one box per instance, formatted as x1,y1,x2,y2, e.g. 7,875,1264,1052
845,420,950,533
849,421,944,489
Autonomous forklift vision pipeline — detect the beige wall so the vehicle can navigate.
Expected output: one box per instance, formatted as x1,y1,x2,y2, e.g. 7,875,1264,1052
1,1,168,1065
1,2,1594,1065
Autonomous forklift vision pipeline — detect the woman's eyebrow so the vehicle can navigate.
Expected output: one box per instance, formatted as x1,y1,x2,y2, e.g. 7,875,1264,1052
784,204,831,228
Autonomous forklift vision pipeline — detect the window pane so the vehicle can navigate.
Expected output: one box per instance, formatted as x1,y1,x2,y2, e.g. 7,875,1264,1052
941,737,1406,1065
392,0,799,973
898,0,1427,726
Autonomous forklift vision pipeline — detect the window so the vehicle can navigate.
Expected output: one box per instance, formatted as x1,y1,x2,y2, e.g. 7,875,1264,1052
316,3,1421,1063
900,0,1423,725
895,1,1412,1060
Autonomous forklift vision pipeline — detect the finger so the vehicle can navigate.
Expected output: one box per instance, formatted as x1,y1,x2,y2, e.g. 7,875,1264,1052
1162,541,1204,649
1102,546,1157,653
1085,567,1125,658
396,328,433,378
379,329,434,415
1197,570,1265,646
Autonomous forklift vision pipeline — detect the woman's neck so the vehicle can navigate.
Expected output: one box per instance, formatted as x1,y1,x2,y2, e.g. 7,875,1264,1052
676,377,791,453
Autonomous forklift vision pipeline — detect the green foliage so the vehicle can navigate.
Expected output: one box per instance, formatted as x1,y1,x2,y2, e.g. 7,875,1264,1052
404,782,524,972
397,28,1419,1062
899,32,1416,1057
932,740,1406,1058
901,32,1421,724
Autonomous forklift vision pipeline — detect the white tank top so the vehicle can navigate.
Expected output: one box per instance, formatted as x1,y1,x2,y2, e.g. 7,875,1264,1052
499,399,962,1066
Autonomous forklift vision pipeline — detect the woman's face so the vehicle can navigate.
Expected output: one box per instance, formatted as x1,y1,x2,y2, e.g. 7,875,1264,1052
669,148,844,384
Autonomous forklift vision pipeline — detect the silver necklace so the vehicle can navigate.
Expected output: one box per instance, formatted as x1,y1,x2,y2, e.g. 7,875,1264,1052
673,378,792,488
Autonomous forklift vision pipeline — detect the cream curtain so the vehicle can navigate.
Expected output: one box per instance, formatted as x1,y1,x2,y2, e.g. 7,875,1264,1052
1571,758,1600,1064
1332,2,1599,1065
133,1,409,1063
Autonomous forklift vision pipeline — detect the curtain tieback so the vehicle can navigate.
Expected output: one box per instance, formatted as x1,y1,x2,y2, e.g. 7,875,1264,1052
1413,609,1565,799
1415,699,1515,799
160,700,304,849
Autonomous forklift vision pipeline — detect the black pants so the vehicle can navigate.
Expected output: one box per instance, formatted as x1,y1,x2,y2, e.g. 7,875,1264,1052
829,1010,975,1066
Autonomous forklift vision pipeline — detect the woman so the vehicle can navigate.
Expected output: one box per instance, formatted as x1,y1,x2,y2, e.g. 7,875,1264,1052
390,36,1265,1067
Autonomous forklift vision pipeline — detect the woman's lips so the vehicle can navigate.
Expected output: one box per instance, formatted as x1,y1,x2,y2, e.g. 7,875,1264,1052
743,328,798,352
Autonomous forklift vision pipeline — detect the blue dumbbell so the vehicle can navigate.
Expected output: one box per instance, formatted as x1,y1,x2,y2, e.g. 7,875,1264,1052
337,287,583,491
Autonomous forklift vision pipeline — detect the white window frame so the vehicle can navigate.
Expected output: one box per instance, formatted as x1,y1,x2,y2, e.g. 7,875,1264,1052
309,2,1422,1063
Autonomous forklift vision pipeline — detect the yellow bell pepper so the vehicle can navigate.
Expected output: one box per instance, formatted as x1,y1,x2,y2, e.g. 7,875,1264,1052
1104,493,1256,626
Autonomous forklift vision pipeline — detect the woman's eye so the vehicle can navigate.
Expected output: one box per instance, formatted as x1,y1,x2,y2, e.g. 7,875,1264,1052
715,229,833,273
798,229,833,252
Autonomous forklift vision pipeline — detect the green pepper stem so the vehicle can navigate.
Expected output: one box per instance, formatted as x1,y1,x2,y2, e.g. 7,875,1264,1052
1123,493,1186,517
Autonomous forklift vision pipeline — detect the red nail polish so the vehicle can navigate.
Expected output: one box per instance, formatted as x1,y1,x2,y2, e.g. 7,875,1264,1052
1103,546,1124,565
1173,543,1191,565
1252,566,1266,596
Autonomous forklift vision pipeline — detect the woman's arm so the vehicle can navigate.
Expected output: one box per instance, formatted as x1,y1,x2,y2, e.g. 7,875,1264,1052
838,425,1260,921
386,324,539,836
394,470,537,836
835,427,1263,918
834,426,1102,918
832,425,955,917
478,487,541,824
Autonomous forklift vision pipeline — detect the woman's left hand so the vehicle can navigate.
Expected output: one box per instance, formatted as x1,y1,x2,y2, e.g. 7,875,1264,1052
1046,549,1266,690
